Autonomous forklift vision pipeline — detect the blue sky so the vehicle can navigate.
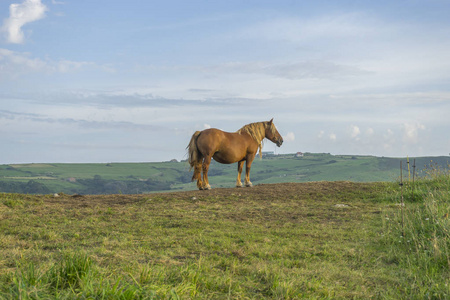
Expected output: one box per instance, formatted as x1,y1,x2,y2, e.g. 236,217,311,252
1,0,449,163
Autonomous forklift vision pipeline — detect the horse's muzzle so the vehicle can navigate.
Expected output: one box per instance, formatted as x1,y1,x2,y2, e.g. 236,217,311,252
276,138,283,147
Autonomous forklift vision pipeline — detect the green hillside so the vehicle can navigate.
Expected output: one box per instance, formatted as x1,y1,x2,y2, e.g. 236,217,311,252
0,153,448,194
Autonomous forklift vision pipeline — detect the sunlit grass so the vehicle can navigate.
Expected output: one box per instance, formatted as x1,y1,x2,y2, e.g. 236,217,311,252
382,163,450,298
1,177,449,298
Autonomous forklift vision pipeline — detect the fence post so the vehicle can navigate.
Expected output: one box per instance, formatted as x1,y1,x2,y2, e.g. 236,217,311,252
400,160,405,237
407,156,411,182
412,159,416,201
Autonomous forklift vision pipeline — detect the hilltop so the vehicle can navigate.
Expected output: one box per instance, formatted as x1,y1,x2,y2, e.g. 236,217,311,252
2,177,449,298
0,153,448,194
0,181,388,298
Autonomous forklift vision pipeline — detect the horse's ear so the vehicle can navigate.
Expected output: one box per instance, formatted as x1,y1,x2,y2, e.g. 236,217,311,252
269,118,273,124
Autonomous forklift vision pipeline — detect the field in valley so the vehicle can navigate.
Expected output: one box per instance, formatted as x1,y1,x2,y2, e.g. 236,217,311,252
1,175,449,298
1,153,449,194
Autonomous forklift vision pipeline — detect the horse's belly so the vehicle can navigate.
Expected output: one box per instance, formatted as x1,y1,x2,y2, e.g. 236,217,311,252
212,150,243,164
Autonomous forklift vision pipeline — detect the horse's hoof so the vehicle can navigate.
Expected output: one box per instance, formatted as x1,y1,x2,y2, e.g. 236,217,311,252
203,185,211,190
245,182,253,187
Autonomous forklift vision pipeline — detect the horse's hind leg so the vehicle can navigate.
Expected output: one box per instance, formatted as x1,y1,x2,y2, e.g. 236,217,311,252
193,162,203,190
202,155,212,190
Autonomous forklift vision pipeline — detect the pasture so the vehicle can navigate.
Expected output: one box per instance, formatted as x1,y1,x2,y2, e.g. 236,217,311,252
1,154,449,194
1,177,449,298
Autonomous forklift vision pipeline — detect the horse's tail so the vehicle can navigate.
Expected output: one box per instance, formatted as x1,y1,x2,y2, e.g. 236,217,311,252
187,131,202,171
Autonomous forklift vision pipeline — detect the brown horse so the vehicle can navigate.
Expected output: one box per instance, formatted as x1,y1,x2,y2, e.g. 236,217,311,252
187,119,283,190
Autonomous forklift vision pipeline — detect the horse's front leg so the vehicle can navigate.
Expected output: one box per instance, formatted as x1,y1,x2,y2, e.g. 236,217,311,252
244,155,255,187
236,160,244,187
202,155,212,190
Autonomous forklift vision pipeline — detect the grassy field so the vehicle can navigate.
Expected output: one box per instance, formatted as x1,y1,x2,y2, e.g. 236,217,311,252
1,168,449,298
1,153,449,194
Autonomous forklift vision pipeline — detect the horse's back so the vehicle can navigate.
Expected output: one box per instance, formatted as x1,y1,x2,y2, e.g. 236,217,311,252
197,128,231,150
197,128,255,163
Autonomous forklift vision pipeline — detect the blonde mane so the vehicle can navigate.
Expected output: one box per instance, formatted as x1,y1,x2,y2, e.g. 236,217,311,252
237,121,276,158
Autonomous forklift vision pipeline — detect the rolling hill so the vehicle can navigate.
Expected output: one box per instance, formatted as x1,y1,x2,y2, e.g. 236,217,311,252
0,153,448,194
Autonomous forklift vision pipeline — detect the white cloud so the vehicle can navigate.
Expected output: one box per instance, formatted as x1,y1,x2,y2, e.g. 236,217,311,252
402,123,425,144
318,130,325,138
382,129,396,152
239,13,382,44
284,132,295,142
350,125,360,139
385,129,394,138
203,123,211,129
329,133,337,141
2,0,48,44
0,48,46,72
366,128,374,136
205,61,368,80
0,48,106,79
56,60,92,73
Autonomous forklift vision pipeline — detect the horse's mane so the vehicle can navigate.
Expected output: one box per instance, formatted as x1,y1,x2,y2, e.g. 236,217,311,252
236,121,276,158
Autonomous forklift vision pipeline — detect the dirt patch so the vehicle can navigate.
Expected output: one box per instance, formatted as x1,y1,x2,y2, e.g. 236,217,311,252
37,181,384,228
43,181,381,207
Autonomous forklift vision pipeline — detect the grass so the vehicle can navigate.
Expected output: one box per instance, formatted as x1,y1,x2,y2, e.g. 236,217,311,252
380,162,450,298
0,174,449,299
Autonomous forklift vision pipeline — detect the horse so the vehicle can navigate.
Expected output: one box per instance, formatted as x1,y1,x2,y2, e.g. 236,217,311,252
187,119,283,190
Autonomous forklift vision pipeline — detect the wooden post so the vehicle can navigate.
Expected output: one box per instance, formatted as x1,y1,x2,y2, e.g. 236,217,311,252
400,160,405,237
407,156,411,182
412,159,416,201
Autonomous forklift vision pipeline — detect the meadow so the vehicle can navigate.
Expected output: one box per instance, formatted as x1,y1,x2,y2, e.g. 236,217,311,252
1,164,449,299
1,153,449,194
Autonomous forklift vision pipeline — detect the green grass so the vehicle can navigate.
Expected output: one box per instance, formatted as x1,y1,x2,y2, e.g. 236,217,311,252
1,161,450,298
380,163,450,298
1,179,447,299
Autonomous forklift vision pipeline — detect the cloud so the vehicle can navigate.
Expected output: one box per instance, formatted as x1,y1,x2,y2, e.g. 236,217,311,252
239,13,381,44
384,129,394,138
0,109,40,119
284,132,295,142
329,133,337,141
2,0,47,44
0,48,107,80
0,48,47,73
205,61,367,80
0,109,165,132
350,125,360,139
366,128,374,136
402,123,425,144
203,124,211,129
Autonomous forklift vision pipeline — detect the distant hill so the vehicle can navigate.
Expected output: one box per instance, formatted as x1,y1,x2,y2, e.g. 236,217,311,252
0,153,448,194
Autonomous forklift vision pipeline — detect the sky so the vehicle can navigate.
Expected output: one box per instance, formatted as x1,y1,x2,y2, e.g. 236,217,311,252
1,0,449,164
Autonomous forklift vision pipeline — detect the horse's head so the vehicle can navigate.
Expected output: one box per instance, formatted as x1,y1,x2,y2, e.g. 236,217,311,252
265,118,283,147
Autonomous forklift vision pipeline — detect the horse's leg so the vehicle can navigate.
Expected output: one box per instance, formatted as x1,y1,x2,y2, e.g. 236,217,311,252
244,155,255,187
202,155,212,190
194,162,203,190
236,160,244,187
